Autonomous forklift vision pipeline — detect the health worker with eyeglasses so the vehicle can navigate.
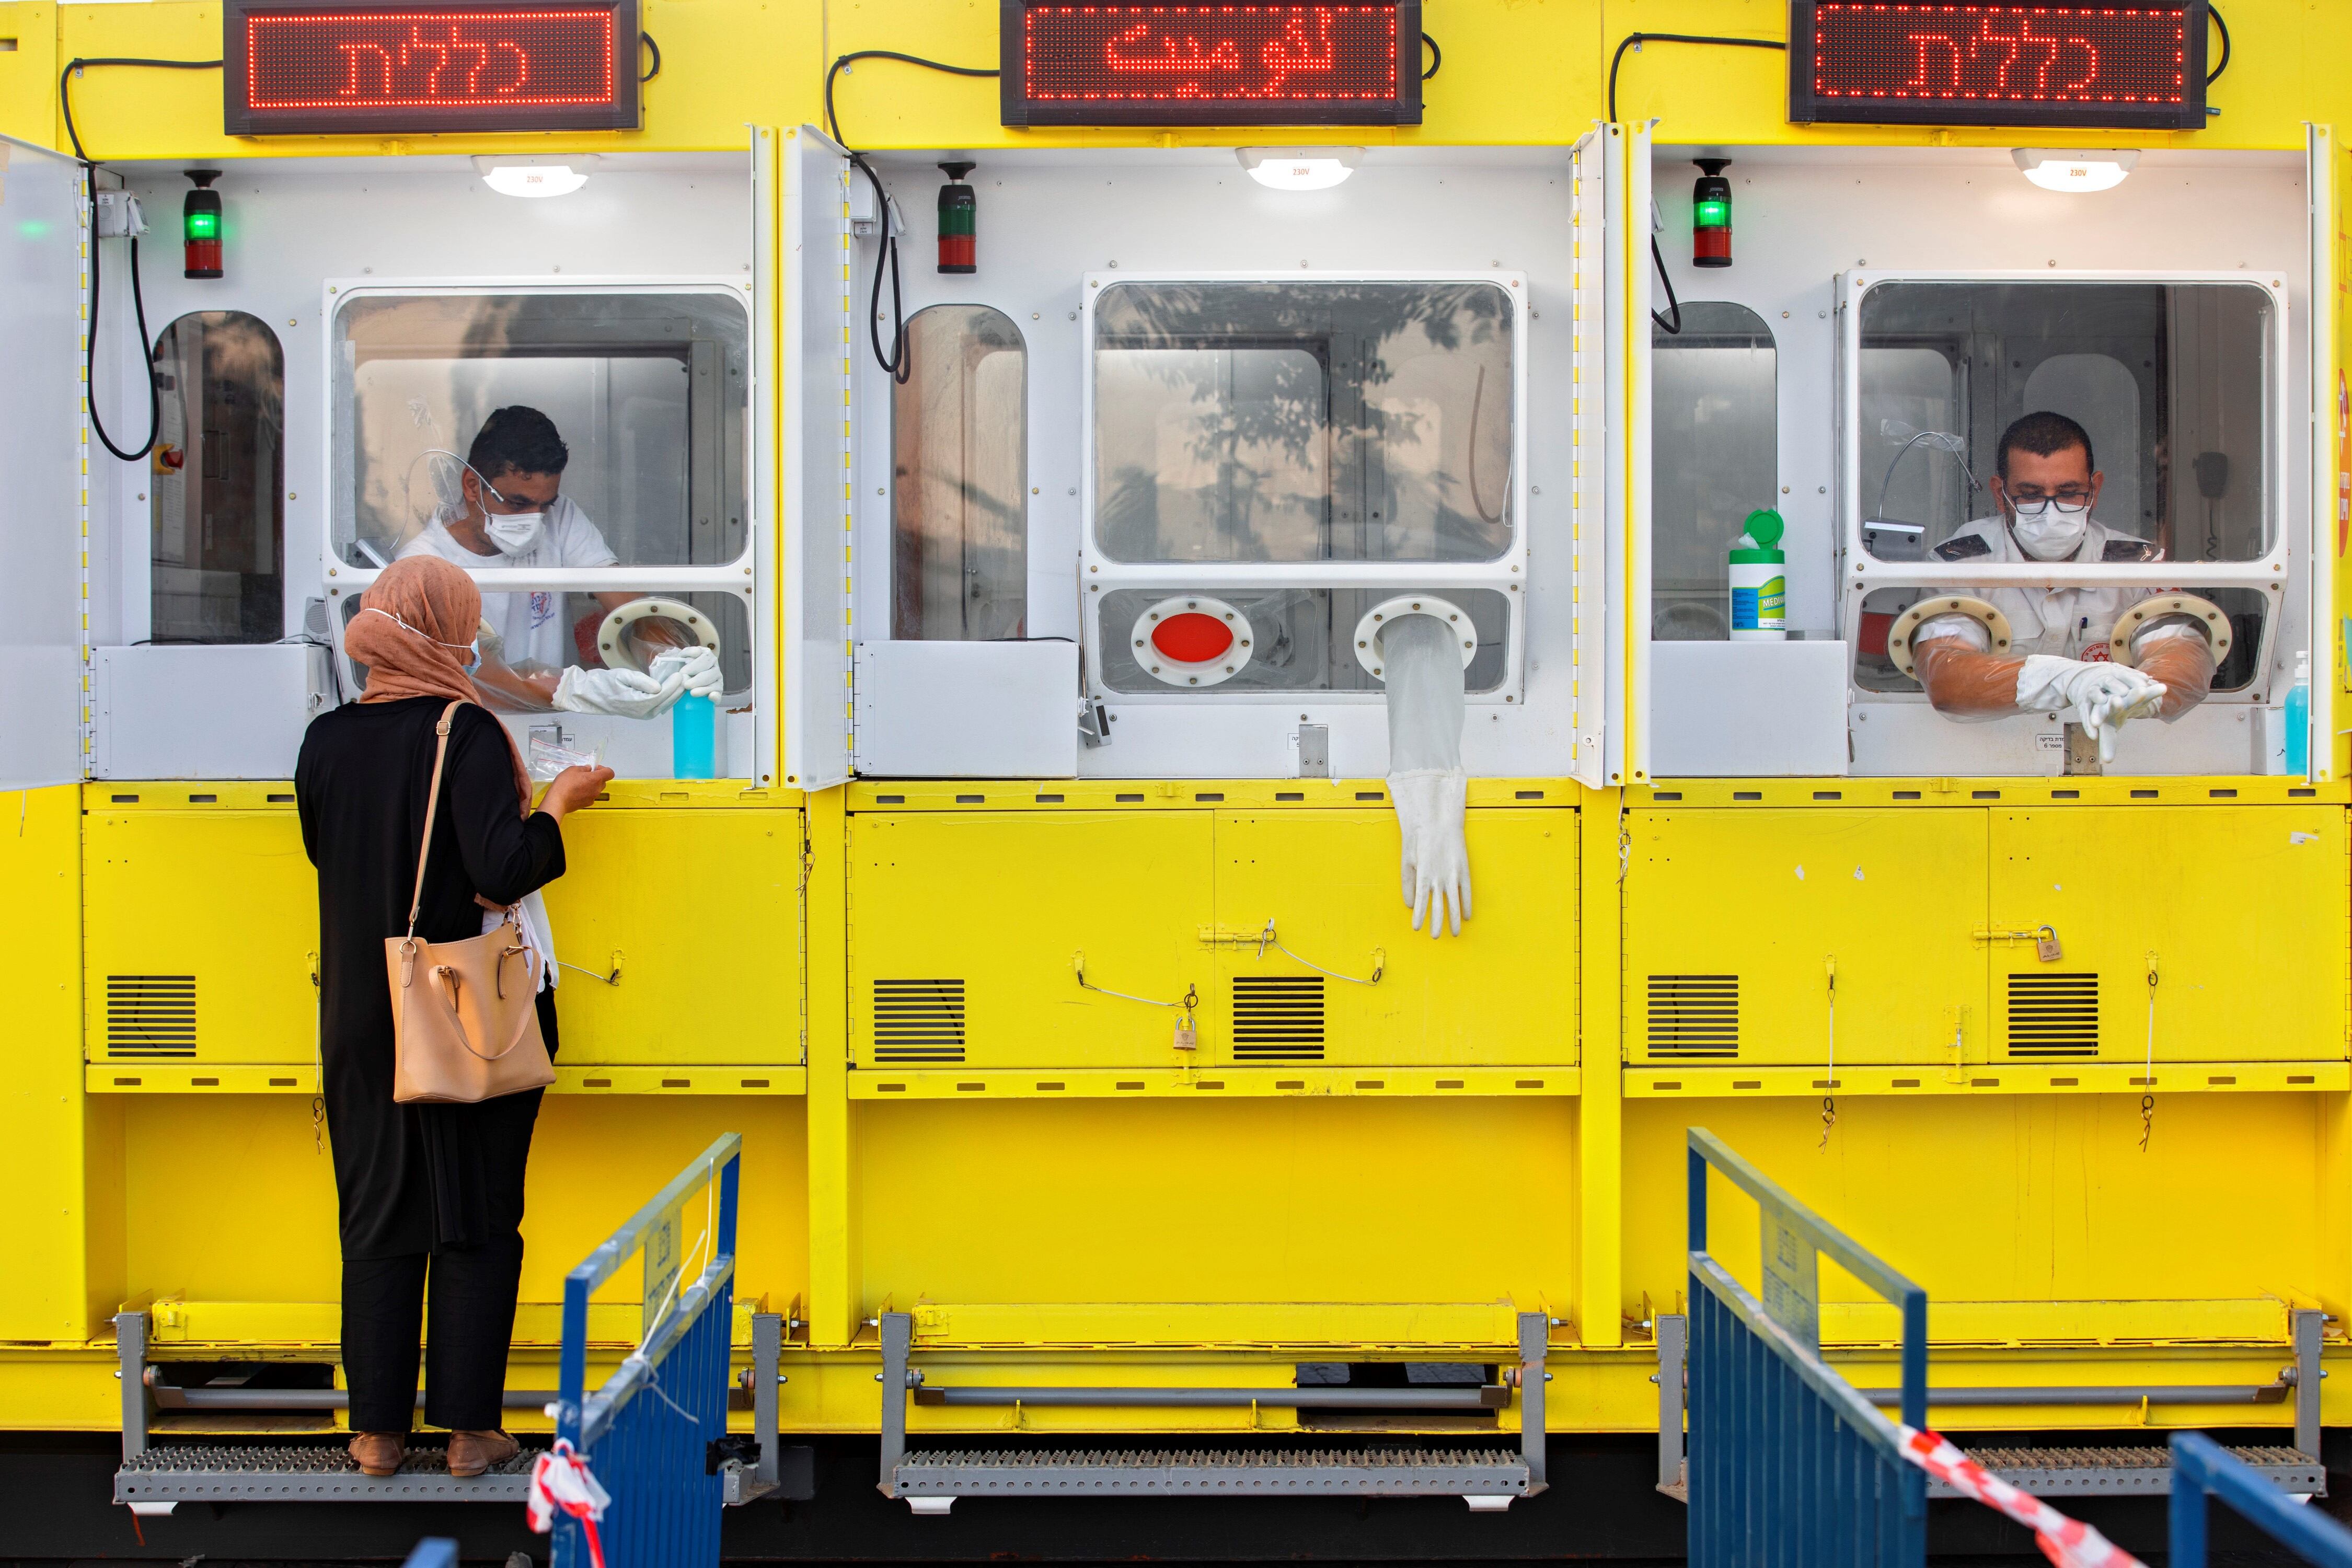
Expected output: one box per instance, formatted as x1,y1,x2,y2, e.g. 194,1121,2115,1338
1909,410,2217,757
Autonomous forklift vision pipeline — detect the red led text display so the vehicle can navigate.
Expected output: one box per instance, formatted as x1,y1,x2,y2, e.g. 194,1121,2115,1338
1000,1,1421,126
1789,1,2206,130
224,0,639,134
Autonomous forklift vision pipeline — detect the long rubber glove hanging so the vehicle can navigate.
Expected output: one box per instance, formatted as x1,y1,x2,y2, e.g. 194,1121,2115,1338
1382,614,1471,938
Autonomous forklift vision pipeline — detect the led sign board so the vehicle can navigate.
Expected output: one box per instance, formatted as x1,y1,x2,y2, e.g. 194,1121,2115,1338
1789,1,2206,130
224,0,639,135
1000,1,1421,126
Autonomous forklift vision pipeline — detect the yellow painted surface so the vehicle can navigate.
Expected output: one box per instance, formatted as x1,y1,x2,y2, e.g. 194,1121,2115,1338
1988,808,2350,1064
1212,809,1577,1067
540,808,806,1065
1626,809,1989,1067
855,1098,1575,1322
83,799,317,1066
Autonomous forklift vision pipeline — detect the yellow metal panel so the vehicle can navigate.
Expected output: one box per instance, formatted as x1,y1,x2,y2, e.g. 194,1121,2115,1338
1210,809,1577,1067
844,1066,1577,1099
1628,1063,2349,1097
1987,807,2348,1065
849,810,1216,1070
906,1301,1528,1352
1822,1296,2292,1347
1624,809,1989,1067
0,785,101,1341
1624,1095,2331,1334
857,1099,1574,1323
84,802,317,1066
539,808,805,1065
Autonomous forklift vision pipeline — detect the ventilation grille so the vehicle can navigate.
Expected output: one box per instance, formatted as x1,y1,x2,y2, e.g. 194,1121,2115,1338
106,975,197,1058
871,979,965,1064
2007,973,2099,1057
1646,975,1738,1059
1232,975,1325,1060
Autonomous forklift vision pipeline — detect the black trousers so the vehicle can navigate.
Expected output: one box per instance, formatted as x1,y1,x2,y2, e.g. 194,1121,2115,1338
342,986,553,1434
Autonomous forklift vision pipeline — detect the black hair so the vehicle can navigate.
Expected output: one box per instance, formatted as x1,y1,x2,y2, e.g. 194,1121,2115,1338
466,406,570,481
1997,410,2094,479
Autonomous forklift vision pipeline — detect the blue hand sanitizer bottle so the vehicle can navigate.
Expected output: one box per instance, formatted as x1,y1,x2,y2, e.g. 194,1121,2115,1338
2285,649,2310,779
671,691,717,780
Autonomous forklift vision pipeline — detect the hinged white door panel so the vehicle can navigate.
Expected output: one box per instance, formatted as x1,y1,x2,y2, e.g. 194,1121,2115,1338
0,136,88,787
782,125,855,789
1567,129,1610,789
2308,121,2337,782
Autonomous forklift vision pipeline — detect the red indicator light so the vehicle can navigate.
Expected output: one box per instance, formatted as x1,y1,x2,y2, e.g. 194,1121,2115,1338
1002,2,1421,128
224,0,639,135
1790,1,2205,130
1151,613,1236,664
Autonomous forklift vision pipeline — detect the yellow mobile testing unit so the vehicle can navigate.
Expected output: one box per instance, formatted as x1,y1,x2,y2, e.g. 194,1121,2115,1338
1,0,2349,1551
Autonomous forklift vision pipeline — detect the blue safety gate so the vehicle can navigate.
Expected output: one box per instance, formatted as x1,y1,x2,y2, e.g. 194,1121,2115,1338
1686,1127,1928,1567
551,1133,742,1568
2173,1432,2352,1567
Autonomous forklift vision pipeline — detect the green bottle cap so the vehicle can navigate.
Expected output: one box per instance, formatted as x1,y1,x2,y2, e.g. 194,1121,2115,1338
1743,508,1785,548
1730,506,1785,564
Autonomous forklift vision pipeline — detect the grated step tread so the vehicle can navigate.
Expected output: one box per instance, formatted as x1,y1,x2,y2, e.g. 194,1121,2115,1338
906,1446,1519,1470
1926,1444,2325,1500
116,1443,543,1504
891,1445,1534,1498
123,1442,539,1477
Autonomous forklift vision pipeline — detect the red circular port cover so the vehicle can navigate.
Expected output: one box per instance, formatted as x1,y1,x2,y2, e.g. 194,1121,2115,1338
1149,612,1235,664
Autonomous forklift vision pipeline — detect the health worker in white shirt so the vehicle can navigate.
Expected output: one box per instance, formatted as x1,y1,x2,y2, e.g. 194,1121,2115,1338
398,405,719,717
1910,410,2216,759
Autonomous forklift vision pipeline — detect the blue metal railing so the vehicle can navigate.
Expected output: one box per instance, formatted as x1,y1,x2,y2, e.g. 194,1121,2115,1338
1687,1128,1928,1567
2172,1432,2352,1567
553,1133,742,1568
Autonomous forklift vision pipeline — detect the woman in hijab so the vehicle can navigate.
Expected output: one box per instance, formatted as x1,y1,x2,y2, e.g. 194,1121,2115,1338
296,555,612,1479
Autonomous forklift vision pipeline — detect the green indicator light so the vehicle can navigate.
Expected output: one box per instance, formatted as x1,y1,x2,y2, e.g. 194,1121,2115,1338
186,209,220,239
1694,199,1730,228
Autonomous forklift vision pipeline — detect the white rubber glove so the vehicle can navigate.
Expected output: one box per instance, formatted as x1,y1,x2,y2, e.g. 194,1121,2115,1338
553,664,686,719
1391,769,1471,938
648,644,723,700
2015,655,2167,762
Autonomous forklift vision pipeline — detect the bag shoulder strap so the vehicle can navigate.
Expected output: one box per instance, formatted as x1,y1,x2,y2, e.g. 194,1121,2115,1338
404,699,468,939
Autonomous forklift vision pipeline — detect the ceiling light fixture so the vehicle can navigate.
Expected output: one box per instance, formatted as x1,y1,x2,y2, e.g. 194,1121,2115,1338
2012,148,2139,193
1237,146,1362,192
474,156,591,199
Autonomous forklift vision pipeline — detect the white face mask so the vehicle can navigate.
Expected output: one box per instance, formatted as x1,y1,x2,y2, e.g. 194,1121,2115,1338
484,508,546,556
2008,496,2091,561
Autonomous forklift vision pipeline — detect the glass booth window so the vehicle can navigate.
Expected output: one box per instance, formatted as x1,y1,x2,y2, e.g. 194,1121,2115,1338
891,306,1027,639
1858,282,2273,562
150,312,284,642
330,291,750,570
1651,303,1777,640
1092,281,1515,564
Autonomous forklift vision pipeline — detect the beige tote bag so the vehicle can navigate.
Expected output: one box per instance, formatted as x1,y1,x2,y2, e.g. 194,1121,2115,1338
384,701,557,1104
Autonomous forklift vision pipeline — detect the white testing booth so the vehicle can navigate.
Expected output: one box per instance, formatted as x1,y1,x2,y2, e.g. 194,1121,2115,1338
73,148,775,783
1636,135,2329,780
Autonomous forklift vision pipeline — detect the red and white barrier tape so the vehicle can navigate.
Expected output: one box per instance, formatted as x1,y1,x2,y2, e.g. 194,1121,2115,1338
527,1438,613,1568
1897,1426,2144,1568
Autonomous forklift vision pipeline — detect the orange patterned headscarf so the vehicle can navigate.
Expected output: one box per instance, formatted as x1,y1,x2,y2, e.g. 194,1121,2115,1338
345,555,532,811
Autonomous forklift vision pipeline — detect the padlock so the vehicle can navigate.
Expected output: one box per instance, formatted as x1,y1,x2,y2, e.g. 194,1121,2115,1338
2035,925,2063,963
1173,1017,1197,1052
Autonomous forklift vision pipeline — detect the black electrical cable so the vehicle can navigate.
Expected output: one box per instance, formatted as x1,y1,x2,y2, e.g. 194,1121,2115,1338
824,50,999,383
1421,31,1441,80
2206,3,2230,85
639,31,661,83
59,55,223,463
1607,31,1784,122
1650,237,1683,336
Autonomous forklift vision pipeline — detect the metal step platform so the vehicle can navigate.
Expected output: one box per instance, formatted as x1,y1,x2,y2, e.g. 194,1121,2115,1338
890,1445,1531,1510
874,1310,1554,1513
110,1307,810,1515
116,1442,539,1509
1931,1444,2327,1499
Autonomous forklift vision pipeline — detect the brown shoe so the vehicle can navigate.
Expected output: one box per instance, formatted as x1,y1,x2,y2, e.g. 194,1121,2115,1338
349,1432,406,1477
446,1428,520,1478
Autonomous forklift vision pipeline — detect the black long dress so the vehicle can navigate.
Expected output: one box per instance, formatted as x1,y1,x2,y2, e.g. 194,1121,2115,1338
296,696,568,1433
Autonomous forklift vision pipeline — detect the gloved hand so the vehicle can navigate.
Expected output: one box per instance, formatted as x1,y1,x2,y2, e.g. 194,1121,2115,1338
1391,769,1471,939
552,664,686,719
2015,655,2168,762
648,644,723,701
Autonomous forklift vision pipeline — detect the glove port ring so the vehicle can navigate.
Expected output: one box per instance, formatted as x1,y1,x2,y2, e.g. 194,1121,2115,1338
596,596,722,674
1352,595,1480,681
1132,596,1254,688
2106,593,2233,667
1886,595,2014,679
